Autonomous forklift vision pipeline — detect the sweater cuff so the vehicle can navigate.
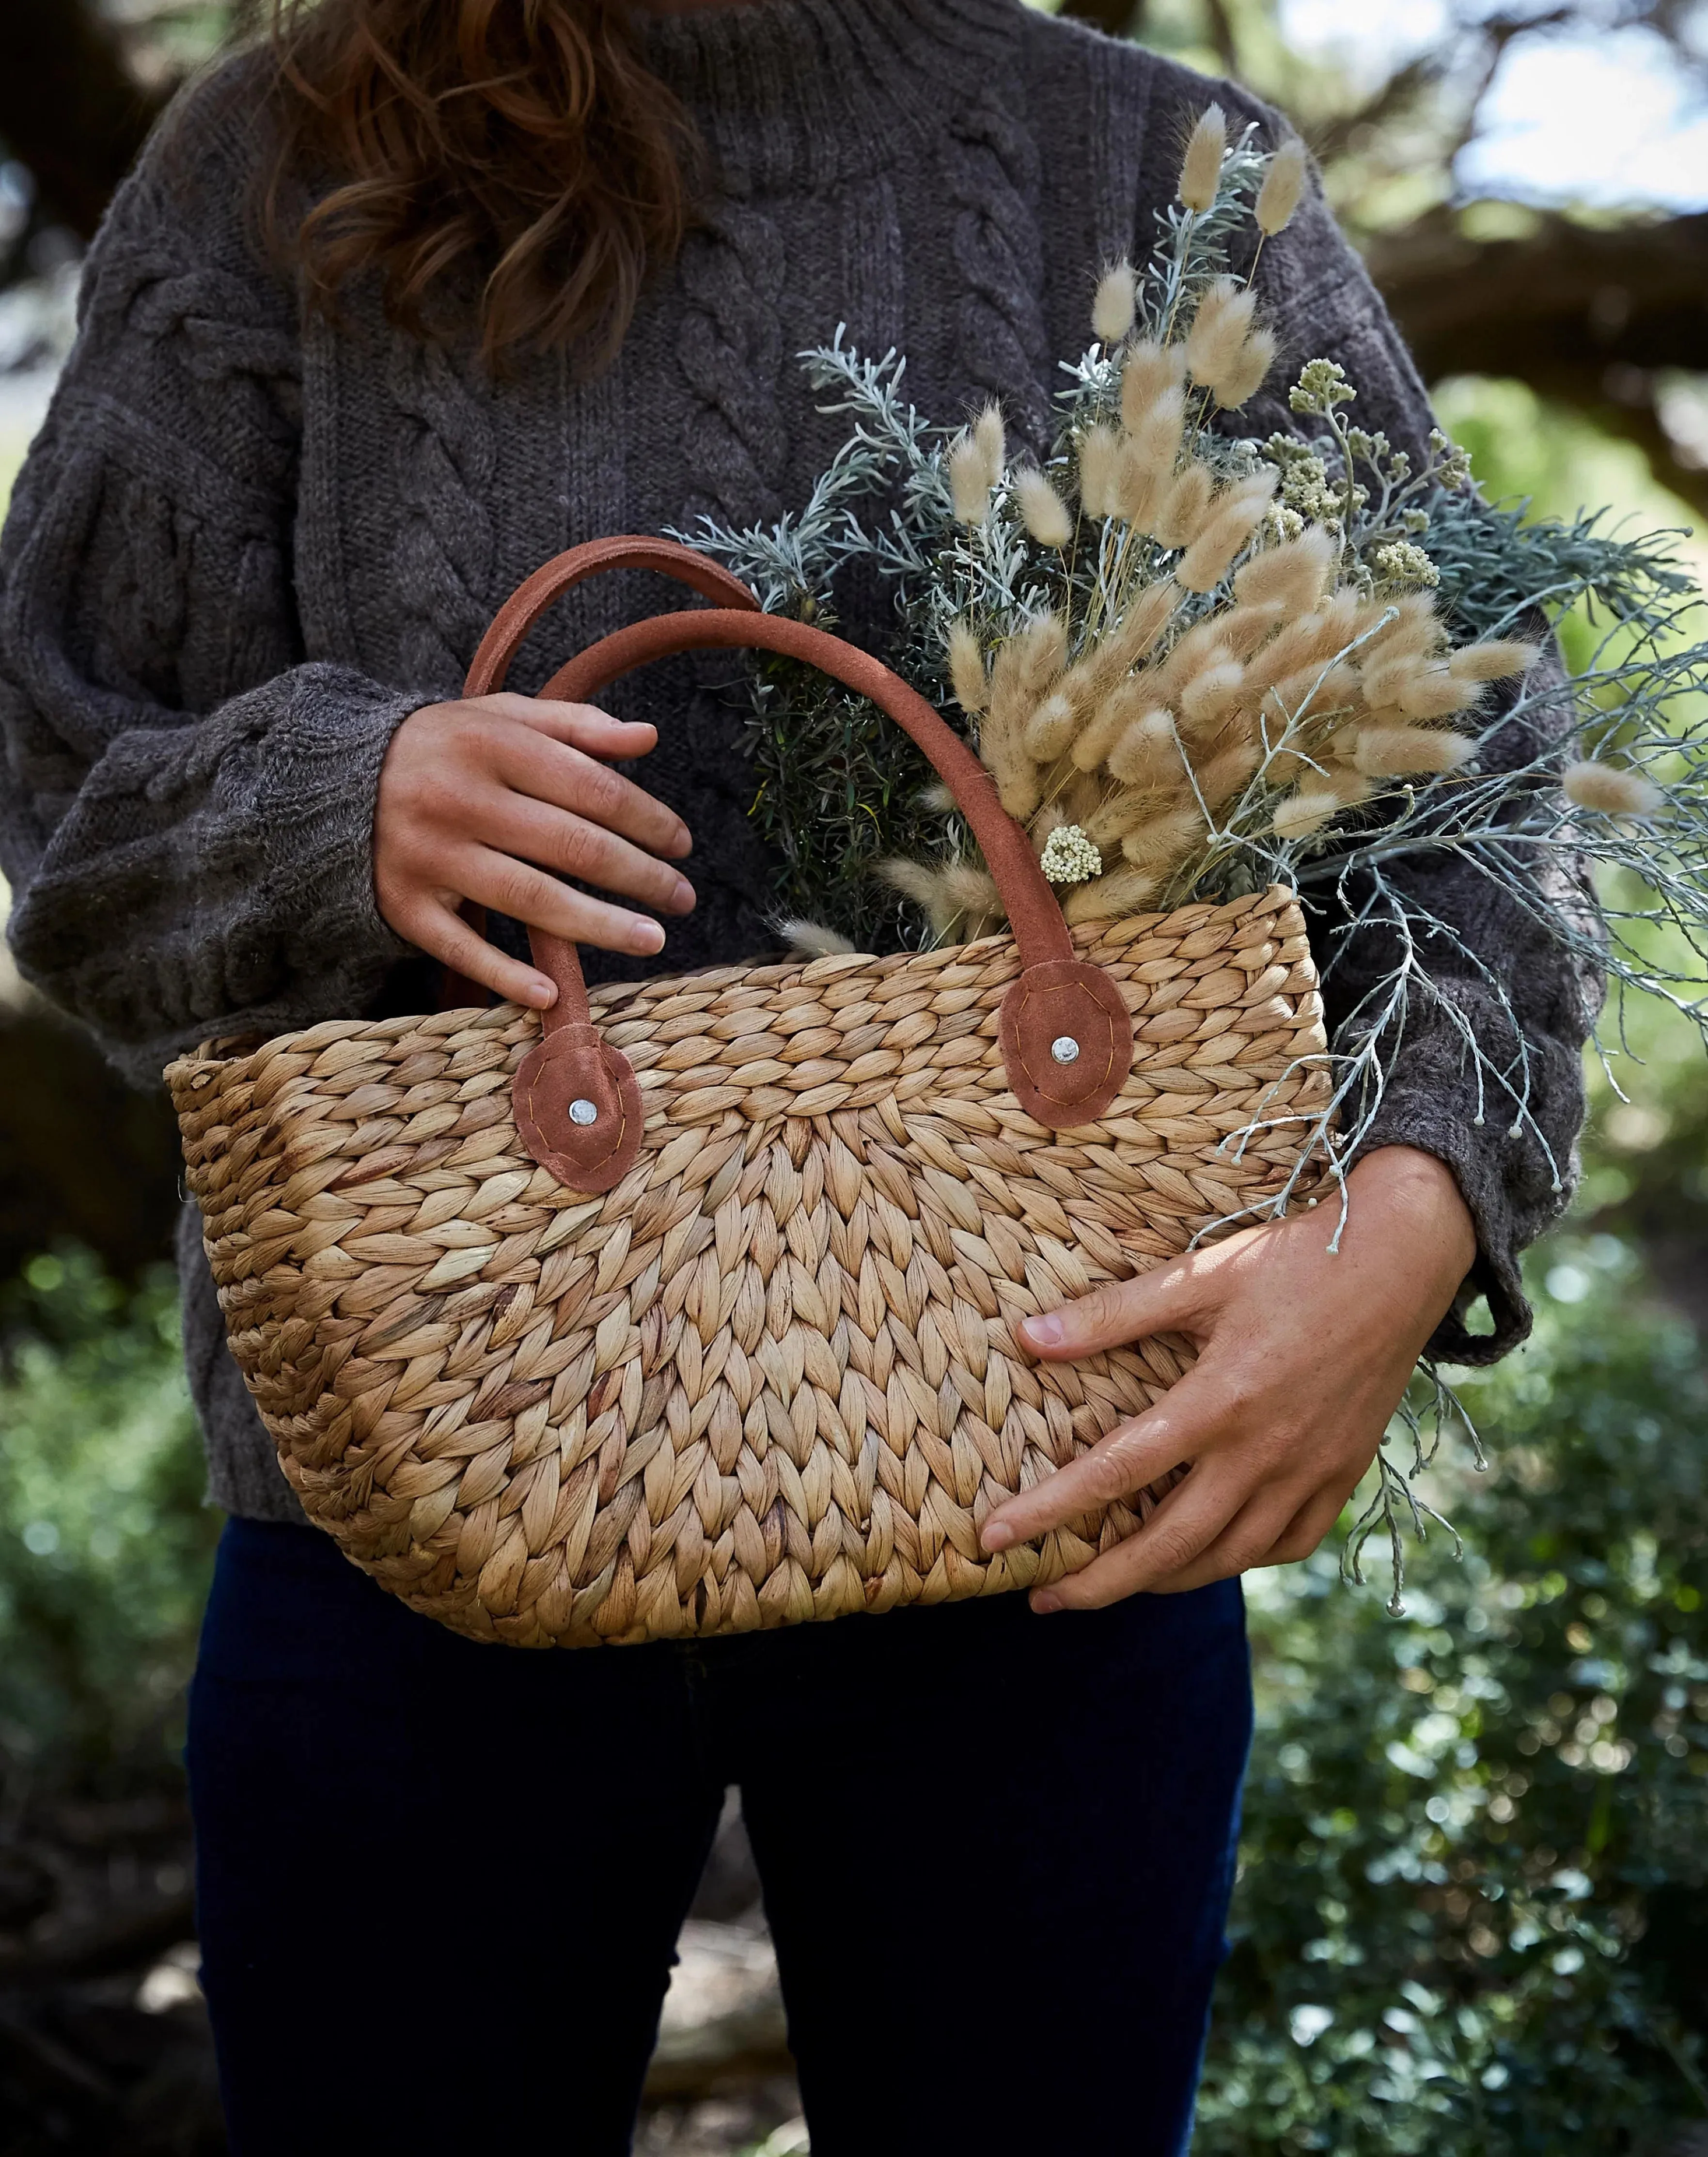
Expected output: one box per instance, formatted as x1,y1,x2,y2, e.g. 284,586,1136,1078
264,665,424,978
1347,1096,1533,1368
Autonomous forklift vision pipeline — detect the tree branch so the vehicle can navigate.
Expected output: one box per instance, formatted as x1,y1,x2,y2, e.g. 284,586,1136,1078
1057,0,1140,38
1370,207,1708,517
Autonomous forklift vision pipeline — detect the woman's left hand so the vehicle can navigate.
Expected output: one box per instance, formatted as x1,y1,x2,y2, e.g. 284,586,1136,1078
979,1144,1479,1609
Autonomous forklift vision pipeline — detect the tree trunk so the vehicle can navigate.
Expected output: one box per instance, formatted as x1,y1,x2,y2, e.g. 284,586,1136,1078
0,0,164,240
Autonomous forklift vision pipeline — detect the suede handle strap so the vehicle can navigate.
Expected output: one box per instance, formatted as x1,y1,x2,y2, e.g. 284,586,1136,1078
465,535,762,703
453,537,1132,1192
437,538,762,1014
545,611,1077,976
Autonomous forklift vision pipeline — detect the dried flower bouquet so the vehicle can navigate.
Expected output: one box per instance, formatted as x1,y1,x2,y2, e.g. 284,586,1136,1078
680,107,1708,1592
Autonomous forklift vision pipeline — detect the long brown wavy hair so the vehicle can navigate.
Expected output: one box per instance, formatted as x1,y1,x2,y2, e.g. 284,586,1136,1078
262,0,702,369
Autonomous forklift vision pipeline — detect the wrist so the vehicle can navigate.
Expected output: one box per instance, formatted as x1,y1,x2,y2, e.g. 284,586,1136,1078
1348,1143,1479,1284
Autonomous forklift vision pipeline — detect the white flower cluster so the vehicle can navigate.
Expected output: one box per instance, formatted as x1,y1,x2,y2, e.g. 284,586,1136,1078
1289,358,1357,414
1370,540,1441,589
1039,823,1104,885
1261,433,1361,531
1277,453,1344,528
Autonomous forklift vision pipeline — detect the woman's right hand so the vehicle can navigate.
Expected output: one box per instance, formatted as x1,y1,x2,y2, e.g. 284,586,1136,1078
374,693,695,1010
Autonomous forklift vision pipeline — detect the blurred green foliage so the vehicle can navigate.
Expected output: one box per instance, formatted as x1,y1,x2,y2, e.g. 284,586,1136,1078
0,1248,217,1804
1199,1237,1708,2151
1188,379,1703,2151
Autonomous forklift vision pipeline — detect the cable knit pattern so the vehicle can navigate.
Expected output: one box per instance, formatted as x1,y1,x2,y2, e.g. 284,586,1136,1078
0,0,1593,1523
941,90,1052,448
674,204,790,528
388,333,498,688
836,172,906,356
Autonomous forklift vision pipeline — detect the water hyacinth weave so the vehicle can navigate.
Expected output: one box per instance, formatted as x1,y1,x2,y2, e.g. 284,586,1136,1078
170,891,1329,1646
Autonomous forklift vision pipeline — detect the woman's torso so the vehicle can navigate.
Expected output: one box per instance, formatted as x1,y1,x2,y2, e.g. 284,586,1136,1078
280,0,1180,975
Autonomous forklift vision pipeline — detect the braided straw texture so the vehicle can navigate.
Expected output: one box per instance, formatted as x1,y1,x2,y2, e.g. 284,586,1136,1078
168,887,1332,1647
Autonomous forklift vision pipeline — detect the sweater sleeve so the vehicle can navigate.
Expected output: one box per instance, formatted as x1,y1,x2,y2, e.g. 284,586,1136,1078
0,84,421,1089
1234,147,1601,1364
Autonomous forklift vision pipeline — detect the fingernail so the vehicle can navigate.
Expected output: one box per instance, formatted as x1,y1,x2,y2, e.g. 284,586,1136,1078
1032,1591,1062,1615
982,1520,1015,1552
1022,1313,1065,1349
637,922,665,953
670,875,695,911
528,977,557,1008
672,827,693,858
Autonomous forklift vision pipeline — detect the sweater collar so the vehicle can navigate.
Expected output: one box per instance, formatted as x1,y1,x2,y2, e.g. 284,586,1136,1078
636,0,1025,191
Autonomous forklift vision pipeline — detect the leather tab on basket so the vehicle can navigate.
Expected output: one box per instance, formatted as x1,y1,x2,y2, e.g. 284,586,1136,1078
513,1024,643,1194
998,961,1134,1129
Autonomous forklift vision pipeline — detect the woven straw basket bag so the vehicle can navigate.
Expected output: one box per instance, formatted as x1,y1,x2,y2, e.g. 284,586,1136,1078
169,537,1333,1648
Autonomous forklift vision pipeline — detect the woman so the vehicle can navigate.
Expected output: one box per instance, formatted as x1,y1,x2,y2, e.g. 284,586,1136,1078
0,0,1588,2148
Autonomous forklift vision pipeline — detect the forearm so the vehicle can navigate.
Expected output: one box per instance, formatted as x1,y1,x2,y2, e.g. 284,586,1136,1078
3,664,422,1080
1314,834,1597,1362
0,91,430,1078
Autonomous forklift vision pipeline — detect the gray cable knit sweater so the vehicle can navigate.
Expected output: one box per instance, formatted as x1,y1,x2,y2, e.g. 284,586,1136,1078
0,0,1592,1526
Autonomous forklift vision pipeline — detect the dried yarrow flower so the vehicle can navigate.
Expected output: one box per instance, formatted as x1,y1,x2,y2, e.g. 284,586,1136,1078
1371,540,1441,589
1039,824,1104,885
1289,358,1357,415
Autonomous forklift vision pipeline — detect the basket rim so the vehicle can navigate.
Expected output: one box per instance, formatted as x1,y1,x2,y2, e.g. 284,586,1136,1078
165,881,1306,1087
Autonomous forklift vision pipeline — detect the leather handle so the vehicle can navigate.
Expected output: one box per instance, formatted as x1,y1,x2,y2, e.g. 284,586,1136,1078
450,536,1133,1191
437,538,763,1014
465,533,762,698
545,610,1076,976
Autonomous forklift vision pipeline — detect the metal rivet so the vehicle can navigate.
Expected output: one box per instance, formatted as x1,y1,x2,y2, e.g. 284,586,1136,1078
568,1097,599,1126
1050,1035,1081,1065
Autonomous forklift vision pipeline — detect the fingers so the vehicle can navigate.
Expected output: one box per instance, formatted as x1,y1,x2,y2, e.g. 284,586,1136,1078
1025,1454,1252,1612
487,790,696,918
1033,1473,1356,1612
390,893,560,1010
980,1365,1227,1553
1017,1234,1258,1360
376,699,698,969
456,844,671,960
487,696,660,765
486,705,693,860
1142,1482,1337,1597
1263,1485,1352,1567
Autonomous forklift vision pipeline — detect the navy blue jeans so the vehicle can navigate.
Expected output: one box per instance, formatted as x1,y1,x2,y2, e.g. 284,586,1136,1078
187,1518,1251,2156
